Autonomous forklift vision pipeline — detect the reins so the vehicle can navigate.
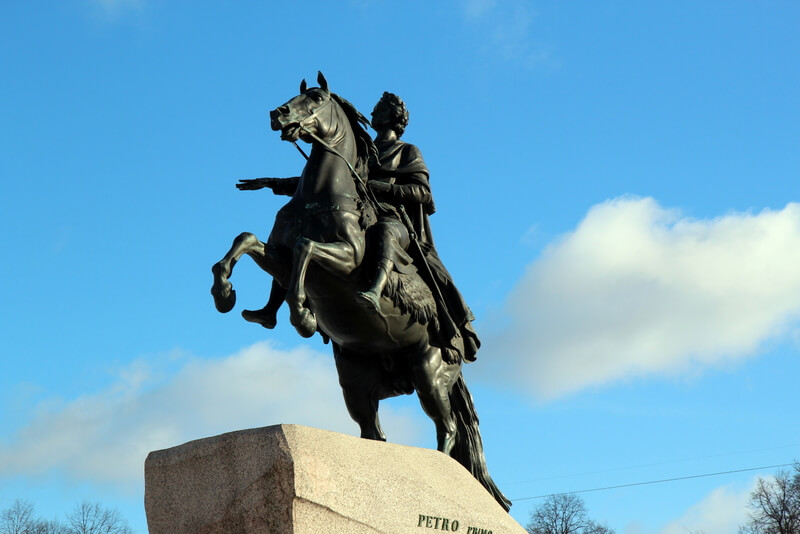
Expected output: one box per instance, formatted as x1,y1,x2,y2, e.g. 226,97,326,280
292,95,387,215
284,95,364,185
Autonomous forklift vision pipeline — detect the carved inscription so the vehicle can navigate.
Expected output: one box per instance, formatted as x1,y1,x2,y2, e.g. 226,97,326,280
417,514,494,533
417,515,460,531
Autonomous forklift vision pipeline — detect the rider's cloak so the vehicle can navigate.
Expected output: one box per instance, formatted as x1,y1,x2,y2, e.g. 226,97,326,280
370,139,481,362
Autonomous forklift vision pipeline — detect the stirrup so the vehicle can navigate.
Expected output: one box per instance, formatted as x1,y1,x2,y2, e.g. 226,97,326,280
357,290,381,312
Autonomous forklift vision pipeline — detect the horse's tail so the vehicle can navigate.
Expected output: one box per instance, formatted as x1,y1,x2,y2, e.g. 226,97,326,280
449,374,512,512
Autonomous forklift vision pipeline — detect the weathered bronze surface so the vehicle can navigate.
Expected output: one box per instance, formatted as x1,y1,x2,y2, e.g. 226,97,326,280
211,72,510,510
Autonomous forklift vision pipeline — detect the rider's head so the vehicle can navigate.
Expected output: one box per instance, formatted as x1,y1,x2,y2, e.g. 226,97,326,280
372,92,409,137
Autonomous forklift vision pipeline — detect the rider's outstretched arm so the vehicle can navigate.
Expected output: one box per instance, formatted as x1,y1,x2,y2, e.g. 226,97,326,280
236,177,300,196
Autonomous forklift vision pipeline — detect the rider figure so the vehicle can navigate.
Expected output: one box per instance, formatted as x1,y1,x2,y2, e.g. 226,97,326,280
359,92,480,363
235,91,480,363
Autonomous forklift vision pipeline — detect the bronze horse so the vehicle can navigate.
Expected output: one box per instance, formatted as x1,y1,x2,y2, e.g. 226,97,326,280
211,73,510,511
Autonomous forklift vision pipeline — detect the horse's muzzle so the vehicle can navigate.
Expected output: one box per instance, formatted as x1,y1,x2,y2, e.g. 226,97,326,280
269,109,284,131
270,106,294,131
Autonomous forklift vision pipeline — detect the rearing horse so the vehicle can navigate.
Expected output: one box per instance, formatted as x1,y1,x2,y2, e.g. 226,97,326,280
211,73,511,511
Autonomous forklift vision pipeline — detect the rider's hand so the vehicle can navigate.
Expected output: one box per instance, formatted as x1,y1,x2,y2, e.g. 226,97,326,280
368,180,390,190
236,179,264,190
368,180,391,192
237,178,277,191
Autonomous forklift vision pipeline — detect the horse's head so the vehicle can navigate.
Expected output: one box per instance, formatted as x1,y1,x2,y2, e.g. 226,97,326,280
270,71,338,143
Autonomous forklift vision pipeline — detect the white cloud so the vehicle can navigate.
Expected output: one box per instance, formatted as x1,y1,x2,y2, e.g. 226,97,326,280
463,0,498,20
659,480,754,534
461,0,550,67
0,342,425,489
485,197,800,399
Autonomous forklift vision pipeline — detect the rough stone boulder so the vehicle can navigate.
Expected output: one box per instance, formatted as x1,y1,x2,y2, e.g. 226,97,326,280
145,424,525,534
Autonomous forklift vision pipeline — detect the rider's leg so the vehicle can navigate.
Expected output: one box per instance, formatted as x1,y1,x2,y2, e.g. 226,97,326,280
358,258,394,311
242,279,286,328
358,220,407,311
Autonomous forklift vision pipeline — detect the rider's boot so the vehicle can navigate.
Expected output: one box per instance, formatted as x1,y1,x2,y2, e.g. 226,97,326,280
358,259,393,312
242,280,286,328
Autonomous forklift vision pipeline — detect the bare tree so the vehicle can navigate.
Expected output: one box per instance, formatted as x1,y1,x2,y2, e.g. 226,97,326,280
27,520,67,534
1,500,35,534
584,520,614,534
63,503,132,534
526,493,615,534
739,463,800,534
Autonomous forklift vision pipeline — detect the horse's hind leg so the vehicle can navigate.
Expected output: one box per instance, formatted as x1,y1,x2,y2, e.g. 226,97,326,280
341,388,386,442
411,345,461,456
334,345,387,442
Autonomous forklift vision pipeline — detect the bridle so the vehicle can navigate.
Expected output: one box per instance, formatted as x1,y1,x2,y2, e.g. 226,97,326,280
292,92,366,187
283,90,387,216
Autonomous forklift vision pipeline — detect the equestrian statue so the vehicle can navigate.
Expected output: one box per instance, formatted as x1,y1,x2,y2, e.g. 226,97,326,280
210,72,510,511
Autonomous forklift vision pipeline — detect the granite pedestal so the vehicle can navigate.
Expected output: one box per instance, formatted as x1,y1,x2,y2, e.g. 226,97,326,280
145,424,524,534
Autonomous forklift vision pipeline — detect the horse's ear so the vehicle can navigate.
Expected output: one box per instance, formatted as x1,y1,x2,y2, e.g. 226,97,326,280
300,79,308,94
317,71,328,91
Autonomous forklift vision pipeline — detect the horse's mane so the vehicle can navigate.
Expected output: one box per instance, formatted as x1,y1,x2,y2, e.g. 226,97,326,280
330,93,378,172
331,92,379,228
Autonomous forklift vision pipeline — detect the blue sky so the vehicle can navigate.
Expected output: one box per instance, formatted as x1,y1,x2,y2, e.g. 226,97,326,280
1,1,799,532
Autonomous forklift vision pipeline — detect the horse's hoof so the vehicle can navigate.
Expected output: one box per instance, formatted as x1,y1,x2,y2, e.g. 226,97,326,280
360,432,387,442
211,263,236,313
242,309,277,329
212,287,236,313
291,309,317,338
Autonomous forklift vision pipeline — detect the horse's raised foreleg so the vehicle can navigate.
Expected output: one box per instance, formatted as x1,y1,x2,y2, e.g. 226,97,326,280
286,237,361,338
211,232,287,313
411,345,462,456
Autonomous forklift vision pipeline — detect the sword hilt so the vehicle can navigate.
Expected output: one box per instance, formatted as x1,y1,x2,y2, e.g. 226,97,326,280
398,205,417,241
